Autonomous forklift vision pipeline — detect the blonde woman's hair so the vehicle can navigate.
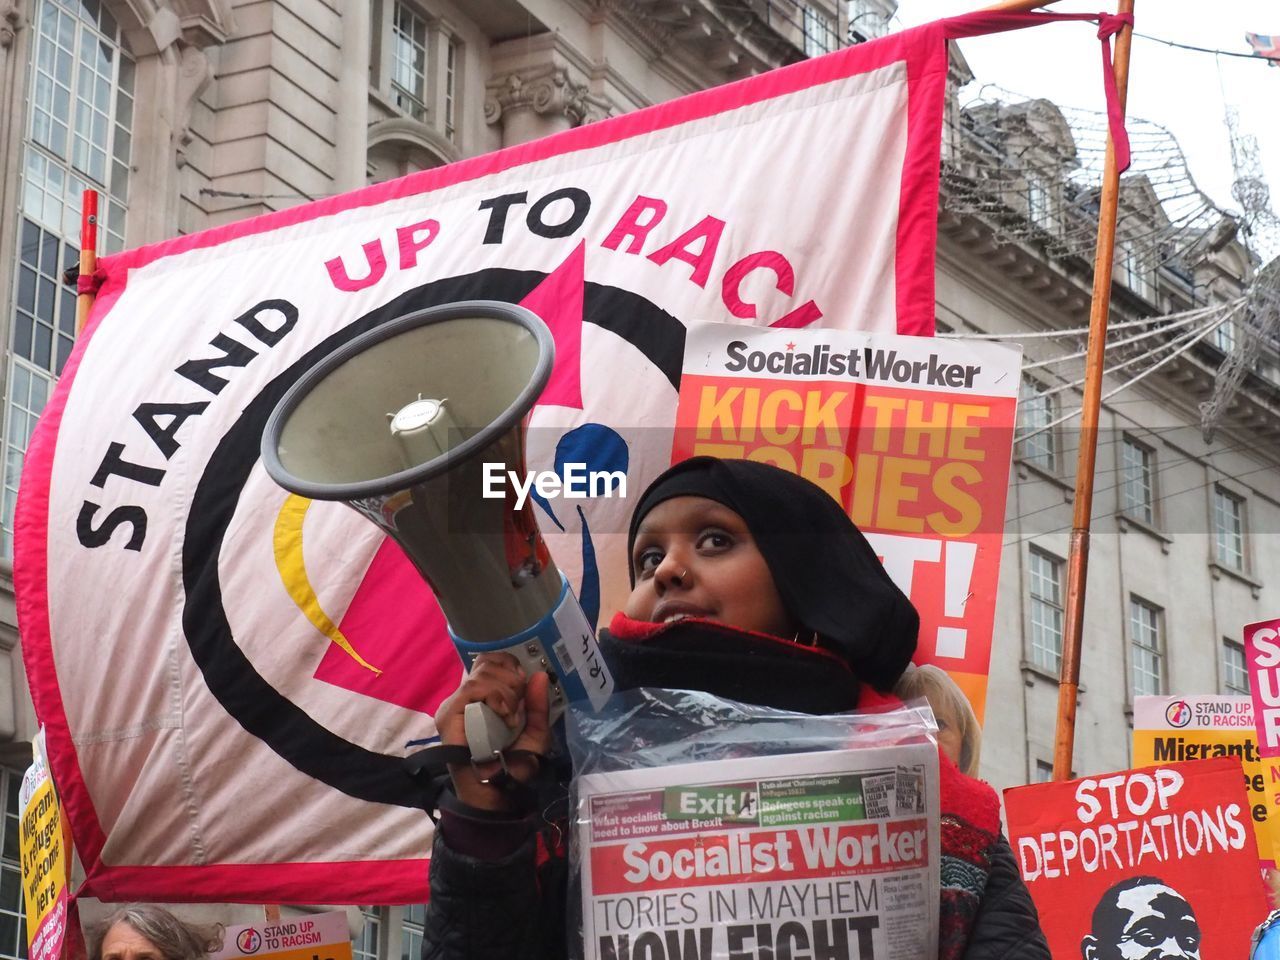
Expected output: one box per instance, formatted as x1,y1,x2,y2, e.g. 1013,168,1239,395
895,663,982,777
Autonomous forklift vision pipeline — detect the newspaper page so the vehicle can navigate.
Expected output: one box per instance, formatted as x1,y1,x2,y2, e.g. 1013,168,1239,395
577,743,940,960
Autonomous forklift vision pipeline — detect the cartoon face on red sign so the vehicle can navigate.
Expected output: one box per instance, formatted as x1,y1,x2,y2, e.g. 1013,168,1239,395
1004,759,1267,960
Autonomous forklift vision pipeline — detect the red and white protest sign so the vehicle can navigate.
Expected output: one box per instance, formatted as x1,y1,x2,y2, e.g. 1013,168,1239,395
15,12,1099,903
1004,759,1268,959
1246,617,1280,757
671,322,1020,719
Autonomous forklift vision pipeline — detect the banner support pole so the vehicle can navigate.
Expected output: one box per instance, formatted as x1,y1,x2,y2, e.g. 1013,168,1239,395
1053,0,1134,781
74,191,98,337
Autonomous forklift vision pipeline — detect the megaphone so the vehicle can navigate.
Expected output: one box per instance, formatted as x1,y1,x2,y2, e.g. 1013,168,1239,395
260,301,612,761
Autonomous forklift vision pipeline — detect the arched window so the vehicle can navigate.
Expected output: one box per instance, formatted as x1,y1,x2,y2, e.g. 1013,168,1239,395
366,117,459,183
6,0,133,556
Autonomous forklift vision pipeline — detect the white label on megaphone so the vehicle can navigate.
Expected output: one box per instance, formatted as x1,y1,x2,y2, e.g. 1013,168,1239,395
551,592,614,711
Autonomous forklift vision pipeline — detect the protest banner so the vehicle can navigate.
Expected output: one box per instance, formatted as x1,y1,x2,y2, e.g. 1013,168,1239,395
13,10,1110,904
671,323,1020,719
1133,694,1280,867
1005,757,1268,959
1247,617,1280,757
211,911,351,960
577,744,939,960
20,730,68,960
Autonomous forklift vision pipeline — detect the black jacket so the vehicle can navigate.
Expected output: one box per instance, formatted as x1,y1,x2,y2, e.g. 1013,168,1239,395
966,836,1052,960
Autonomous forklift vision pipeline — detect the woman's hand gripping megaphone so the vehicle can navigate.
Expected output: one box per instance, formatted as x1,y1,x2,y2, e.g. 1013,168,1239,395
432,652,554,811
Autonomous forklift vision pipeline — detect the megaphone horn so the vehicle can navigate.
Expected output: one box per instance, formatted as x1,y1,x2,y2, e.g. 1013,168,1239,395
260,300,612,761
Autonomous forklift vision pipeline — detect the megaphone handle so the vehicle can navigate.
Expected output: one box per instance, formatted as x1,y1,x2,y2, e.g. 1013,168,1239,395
463,700,521,762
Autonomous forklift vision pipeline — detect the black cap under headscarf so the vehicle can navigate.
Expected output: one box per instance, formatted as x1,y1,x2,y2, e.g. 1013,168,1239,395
625,457,918,692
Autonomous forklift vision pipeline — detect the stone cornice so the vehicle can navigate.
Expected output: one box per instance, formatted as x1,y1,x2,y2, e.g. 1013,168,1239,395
938,197,1280,448
172,0,235,48
119,1,235,56
589,0,678,62
486,64,612,127
595,0,798,80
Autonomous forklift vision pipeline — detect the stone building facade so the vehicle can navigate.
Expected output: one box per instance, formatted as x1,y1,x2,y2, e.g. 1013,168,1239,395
0,0,1275,952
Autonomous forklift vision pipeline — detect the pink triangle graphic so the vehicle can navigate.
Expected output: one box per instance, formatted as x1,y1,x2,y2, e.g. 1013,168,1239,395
523,242,586,410
313,537,459,714
313,254,589,711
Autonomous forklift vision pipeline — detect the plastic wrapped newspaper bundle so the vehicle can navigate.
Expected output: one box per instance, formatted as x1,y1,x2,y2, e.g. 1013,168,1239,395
569,689,941,960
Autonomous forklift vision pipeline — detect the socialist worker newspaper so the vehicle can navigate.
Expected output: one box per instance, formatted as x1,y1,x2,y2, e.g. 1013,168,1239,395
576,743,940,960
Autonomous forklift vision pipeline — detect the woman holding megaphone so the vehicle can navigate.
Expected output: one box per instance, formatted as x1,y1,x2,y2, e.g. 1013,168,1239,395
421,457,1049,960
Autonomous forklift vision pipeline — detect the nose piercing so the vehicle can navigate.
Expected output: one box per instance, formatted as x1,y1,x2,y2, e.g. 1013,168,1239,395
677,569,689,581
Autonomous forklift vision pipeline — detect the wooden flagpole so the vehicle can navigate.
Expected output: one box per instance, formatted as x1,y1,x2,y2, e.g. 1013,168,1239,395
74,190,98,336
1054,0,1135,780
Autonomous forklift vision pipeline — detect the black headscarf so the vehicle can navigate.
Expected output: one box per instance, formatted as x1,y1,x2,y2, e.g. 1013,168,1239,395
624,456,918,692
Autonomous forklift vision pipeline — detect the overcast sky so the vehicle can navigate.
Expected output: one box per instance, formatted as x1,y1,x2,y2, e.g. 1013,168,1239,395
893,1,1279,239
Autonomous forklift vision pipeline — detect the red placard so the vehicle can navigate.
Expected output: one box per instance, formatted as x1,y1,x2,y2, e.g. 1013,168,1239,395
1004,758,1268,959
671,323,1019,720
1246,617,1280,758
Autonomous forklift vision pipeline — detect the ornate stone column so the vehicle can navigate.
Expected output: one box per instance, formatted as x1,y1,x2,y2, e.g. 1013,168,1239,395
0,0,28,309
485,33,612,148
334,0,370,192
119,2,233,244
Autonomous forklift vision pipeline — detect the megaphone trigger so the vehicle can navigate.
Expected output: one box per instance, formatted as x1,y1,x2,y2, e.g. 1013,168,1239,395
463,700,521,761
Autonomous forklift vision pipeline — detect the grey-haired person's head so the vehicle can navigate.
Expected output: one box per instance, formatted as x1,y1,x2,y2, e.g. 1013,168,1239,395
88,904,222,960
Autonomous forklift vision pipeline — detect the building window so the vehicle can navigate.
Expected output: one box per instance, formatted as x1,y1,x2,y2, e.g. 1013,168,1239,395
1221,639,1249,696
391,2,428,121
400,903,425,960
2,362,52,558
1028,548,1064,673
0,768,24,960
1212,486,1246,571
1027,178,1054,232
1017,378,1057,471
1129,596,1164,698
1119,437,1155,525
1212,315,1236,354
443,36,458,140
803,4,837,57
1034,760,1054,784
26,1,132,251
373,1,462,144
8,0,132,557
353,908,382,960
846,0,886,42
1118,240,1154,301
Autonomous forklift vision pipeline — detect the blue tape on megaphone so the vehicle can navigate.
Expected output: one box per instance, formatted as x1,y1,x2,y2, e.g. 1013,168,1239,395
448,574,615,719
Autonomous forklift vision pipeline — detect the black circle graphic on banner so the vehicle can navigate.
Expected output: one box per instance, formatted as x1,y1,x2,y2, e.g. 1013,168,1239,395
182,269,684,806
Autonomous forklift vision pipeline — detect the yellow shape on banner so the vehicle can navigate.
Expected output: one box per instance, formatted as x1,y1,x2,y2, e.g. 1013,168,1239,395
1134,723,1280,864
273,494,381,674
